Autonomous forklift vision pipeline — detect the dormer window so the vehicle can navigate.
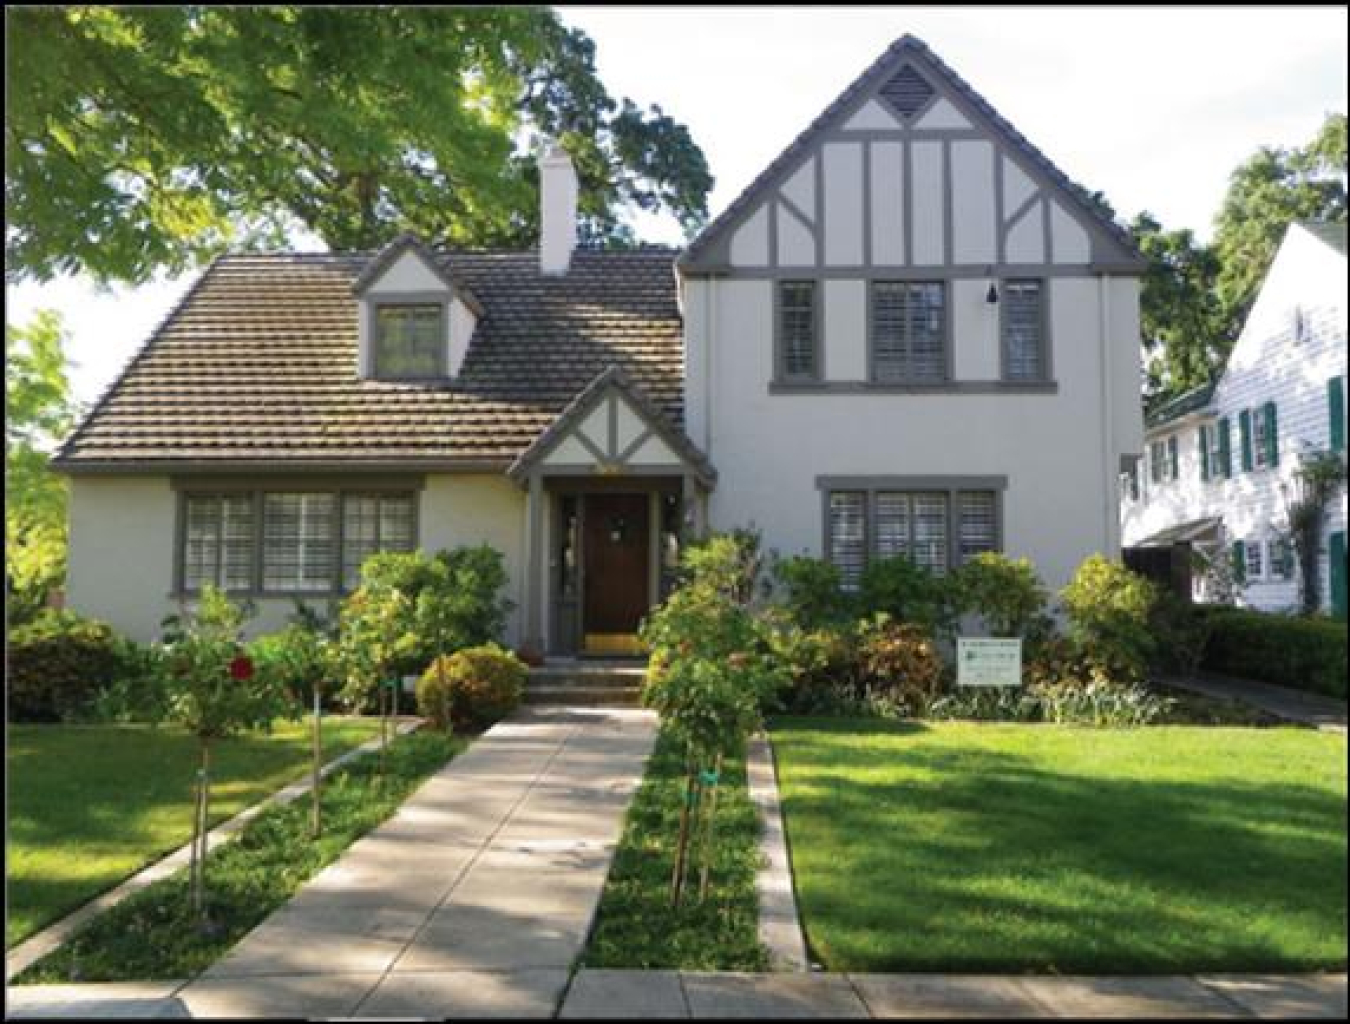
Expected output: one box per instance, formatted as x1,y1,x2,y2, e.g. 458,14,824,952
374,303,446,379
353,233,480,383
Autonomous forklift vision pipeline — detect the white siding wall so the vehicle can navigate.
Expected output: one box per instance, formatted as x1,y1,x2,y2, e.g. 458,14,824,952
67,474,526,643
1122,225,1348,611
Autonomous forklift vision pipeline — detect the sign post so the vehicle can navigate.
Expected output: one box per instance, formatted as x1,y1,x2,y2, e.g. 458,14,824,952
957,638,1023,687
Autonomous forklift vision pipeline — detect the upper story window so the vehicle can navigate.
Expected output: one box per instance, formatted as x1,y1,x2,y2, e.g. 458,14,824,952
872,281,947,383
374,303,445,379
1001,279,1046,381
1149,437,1178,484
777,281,818,381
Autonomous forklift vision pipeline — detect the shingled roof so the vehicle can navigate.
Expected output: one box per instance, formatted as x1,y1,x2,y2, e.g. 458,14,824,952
54,248,684,471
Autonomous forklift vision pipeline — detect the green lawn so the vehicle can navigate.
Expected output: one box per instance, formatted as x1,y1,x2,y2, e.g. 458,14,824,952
771,718,1348,974
6,718,381,948
584,729,768,971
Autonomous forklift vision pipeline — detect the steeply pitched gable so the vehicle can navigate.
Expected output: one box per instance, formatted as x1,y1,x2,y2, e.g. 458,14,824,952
680,34,1145,274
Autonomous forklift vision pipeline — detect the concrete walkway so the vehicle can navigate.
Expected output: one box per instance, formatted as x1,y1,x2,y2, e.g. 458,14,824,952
30,707,656,1019
1159,672,1347,731
9,971,1345,1018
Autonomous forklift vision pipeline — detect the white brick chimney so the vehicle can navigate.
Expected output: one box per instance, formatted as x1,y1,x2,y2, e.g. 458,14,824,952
539,144,578,275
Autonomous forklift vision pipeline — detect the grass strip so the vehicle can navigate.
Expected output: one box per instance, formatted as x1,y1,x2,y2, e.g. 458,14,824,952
14,729,465,983
583,728,768,971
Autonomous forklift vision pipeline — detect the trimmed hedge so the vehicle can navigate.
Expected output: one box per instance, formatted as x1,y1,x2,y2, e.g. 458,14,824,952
1201,607,1347,699
7,611,121,721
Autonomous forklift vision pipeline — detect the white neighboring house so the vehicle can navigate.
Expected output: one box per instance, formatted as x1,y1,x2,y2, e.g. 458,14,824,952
1121,221,1348,617
57,35,1146,647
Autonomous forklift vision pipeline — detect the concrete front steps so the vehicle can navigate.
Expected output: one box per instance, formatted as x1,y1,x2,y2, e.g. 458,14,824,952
524,661,647,708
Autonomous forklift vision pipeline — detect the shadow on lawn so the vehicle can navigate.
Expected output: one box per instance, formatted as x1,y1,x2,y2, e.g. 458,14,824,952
772,721,1348,974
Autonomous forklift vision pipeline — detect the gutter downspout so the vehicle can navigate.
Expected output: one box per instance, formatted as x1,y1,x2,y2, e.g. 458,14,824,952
1098,275,1119,556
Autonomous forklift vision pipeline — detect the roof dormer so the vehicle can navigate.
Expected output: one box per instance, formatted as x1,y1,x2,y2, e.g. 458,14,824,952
352,233,483,381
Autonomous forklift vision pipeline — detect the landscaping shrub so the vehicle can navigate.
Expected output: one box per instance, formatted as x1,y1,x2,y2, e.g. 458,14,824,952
857,555,955,638
7,610,119,721
1148,591,1215,677
1201,607,1347,699
90,637,172,724
927,687,1042,722
951,552,1052,642
855,615,946,715
927,679,1172,727
764,616,860,713
417,643,525,731
774,555,851,628
1059,554,1158,683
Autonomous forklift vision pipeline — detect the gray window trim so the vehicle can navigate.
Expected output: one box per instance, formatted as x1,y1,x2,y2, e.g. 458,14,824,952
172,485,421,599
816,474,1007,576
368,293,450,381
769,380,1058,396
774,278,823,383
867,279,951,384
999,277,1052,383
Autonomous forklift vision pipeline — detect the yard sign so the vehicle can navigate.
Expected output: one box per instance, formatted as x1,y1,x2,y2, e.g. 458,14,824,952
957,638,1022,686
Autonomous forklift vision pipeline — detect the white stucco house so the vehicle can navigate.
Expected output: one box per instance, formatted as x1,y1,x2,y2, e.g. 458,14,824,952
1121,221,1348,617
56,35,1146,651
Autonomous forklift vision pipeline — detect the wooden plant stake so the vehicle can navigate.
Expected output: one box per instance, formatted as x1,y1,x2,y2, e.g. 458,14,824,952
697,755,724,901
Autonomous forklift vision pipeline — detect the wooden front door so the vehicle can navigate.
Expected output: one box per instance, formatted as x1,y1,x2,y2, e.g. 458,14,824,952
582,493,650,646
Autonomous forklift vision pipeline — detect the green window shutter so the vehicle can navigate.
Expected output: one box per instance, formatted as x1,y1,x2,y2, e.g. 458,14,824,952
1331,531,1347,619
1239,409,1253,472
1264,401,1279,467
1199,426,1210,481
1168,436,1178,480
1218,417,1232,478
1232,540,1247,584
1330,376,1346,452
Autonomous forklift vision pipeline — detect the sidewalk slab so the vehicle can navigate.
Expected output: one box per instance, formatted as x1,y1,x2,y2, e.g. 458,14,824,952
560,969,689,1019
175,973,379,1018
1198,974,1347,1019
4,981,189,1019
680,971,870,1018
849,974,1050,1018
355,967,569,1018
1017,975,1247,1018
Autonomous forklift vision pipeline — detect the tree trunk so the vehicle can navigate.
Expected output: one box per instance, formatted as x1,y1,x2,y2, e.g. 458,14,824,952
697,754,724,901
192,740,212,921
379,683,389,784
670,767,700,908
311,686,323,838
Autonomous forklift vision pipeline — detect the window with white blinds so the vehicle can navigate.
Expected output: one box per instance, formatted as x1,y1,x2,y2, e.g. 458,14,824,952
779,281,818,380
263,493,337,592
342,493,416,589
958,492,997,563
872,282,946,382
828,491,867,590
1002,280,1044,381
181,489,418,595
183,494,254,592
826,486,1000,581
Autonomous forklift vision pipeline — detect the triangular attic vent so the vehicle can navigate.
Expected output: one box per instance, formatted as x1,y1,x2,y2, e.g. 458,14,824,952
878,64,934,119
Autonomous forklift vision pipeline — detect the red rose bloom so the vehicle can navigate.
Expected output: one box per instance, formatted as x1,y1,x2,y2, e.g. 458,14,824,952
229,655,255,681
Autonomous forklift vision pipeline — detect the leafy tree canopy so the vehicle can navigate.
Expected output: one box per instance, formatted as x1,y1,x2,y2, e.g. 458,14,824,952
6,6,714,284
5,311,77,622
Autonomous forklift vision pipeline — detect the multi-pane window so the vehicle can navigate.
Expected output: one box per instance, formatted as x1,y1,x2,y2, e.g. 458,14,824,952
374,304,444,378
778,281,817,380
341,494,416,589
1206,424,1223,482
1252,407,1269,470
1245,538,1264,581
183,495,254,592
181,490,415,595
1271,537,1294,581
263,493,337,592
872,282,946,382
1002,280,1044,381
827,486,999,588
1149,440,1165,484
827,492,867,590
